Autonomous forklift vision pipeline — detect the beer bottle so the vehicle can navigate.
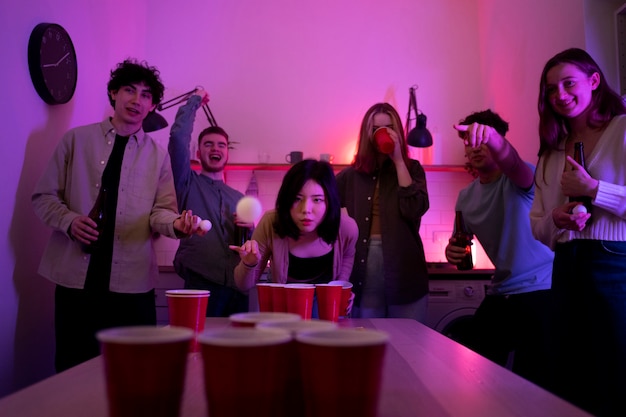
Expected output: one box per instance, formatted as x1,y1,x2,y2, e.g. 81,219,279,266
83,187,107,253
453,210,473,270
569,142,593,218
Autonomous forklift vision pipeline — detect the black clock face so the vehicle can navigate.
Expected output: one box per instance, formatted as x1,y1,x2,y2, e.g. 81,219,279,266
28,23,78,105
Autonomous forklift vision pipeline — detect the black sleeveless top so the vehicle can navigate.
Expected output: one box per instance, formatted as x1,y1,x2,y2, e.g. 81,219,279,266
287,249,334,284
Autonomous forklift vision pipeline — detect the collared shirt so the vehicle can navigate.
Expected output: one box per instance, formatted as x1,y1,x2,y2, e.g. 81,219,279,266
32,118,180,293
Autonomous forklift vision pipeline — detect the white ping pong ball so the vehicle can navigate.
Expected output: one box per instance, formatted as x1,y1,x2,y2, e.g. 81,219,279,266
572,204,588,214
199,219,212,232
236,196,263,224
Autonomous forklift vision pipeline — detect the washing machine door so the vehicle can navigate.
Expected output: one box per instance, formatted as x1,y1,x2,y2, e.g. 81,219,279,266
434,307,477,346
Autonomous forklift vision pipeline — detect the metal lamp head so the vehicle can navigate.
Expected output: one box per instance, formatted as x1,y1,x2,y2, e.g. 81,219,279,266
142,111,169,132
407,113,433,148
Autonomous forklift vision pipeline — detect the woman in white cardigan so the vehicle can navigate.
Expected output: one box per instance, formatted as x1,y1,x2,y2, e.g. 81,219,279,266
530,47,626,417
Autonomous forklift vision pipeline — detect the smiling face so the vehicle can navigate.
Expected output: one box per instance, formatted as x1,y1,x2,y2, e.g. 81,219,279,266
197,132,229,173
289,180,328,235
545,63,599,121
110,82,156,130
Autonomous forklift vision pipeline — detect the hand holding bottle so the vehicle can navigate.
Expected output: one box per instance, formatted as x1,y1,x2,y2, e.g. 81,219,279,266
561,155,598,204
70,215,101,246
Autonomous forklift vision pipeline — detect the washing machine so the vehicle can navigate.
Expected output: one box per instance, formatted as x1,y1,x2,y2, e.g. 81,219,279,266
425,265,493,345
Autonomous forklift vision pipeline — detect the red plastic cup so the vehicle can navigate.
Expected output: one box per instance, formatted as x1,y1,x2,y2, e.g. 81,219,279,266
257,320,338,417
285,284,315,319
165,289,210,352
256,283,274,312
328,280,353,318
296,328,389,417
270,284,287,312
97,326,193,417
229,312,301,328
373,127,395,154
315,284,343,322
198,327,292,417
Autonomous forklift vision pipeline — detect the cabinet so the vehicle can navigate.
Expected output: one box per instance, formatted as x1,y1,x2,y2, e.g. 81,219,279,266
155,267,184,326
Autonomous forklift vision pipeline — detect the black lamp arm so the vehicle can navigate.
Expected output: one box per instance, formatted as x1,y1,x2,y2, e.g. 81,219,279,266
405,85,419,136
157,87,218,127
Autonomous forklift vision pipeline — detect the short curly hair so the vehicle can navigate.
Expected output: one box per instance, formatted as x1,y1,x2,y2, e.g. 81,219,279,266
458,109,509,136
106,58,164,107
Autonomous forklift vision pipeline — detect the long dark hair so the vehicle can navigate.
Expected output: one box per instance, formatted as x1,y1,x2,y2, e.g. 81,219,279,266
274,159,341,244
537,48,626,158
352,103,411,174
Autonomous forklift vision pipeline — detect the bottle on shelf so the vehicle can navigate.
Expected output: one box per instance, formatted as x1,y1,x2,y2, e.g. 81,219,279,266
83,187,107,254
245,171,259,197
453,210,473,271
569,142,592,219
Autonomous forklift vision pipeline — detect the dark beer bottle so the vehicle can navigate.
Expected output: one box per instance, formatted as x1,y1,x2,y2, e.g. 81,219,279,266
453,210,473,270
83,187,107,254
569,142,593,217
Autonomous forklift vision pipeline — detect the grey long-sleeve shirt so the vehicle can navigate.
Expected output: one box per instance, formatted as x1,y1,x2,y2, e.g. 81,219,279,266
168,95,243,289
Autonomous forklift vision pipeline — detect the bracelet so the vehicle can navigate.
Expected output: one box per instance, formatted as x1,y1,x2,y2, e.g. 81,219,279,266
242,261,258,268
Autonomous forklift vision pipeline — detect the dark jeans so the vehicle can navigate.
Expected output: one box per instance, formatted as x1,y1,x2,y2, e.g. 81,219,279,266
550,240,626,417
465,289,552,390
182,270,249,317
55,285,156,373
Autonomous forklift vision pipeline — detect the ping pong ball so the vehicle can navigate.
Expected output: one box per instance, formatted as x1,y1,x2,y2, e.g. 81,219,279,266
199,219,212,232
572,204,588,214
236,196,263,223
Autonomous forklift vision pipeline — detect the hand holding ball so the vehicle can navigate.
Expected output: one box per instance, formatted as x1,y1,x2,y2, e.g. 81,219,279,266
193,216,213,232
236,196,263,224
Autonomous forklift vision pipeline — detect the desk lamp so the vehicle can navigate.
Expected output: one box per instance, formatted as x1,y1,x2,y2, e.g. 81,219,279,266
143,86,217,132
405,85,433,148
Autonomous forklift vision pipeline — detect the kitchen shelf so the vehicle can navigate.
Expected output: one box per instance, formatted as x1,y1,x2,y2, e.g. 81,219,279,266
191,161,466,173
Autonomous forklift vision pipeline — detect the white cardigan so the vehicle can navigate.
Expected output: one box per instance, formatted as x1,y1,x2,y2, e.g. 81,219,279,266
530,115,626,250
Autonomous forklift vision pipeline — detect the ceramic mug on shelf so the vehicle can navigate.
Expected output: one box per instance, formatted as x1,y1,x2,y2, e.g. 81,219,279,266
285,151,303,164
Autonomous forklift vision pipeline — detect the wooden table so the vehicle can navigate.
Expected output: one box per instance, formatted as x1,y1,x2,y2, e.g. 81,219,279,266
0,318,591,417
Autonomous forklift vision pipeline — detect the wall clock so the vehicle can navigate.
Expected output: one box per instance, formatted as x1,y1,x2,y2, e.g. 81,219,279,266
28,23,77,105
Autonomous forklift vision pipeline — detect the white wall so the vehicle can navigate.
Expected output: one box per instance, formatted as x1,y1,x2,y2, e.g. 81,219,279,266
0,0,616,397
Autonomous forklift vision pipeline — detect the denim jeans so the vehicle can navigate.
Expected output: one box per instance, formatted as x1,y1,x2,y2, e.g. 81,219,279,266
352,237,428,321
550,239,626,417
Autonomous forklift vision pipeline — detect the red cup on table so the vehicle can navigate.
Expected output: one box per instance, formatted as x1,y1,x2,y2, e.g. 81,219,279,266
315,284,343,322
373,127,395,154
165,289,210,352
256,283,274,312
198,327,292,417
270,284,287,312
96,326,193,417
257,320,338,417
328,280,353,318
285,283,315,319
296,328,389,417
229,312,301,328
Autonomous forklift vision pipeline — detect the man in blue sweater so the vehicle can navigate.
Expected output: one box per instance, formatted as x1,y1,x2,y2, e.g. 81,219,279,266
168,89,249,316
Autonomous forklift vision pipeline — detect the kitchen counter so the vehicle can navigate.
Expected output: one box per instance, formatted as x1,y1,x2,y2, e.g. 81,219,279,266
427,262,494,280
